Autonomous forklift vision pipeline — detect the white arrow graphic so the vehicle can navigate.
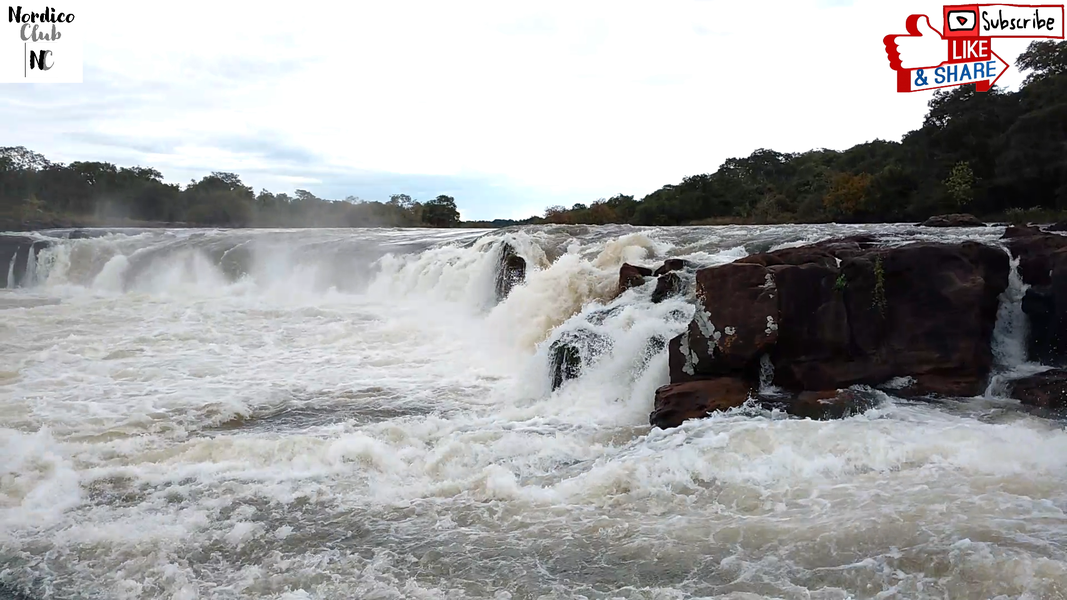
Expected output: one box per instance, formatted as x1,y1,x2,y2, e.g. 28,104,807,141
897,49,1010,93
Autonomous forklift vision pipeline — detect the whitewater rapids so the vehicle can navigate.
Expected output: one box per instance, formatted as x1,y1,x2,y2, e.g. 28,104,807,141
2,224,1067,599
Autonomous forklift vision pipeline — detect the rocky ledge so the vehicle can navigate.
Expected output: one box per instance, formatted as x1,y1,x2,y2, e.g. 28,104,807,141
495,243,526,301
617,258,688,303
651,235,1011,428
1003,225,1067,364
0,234,51,288
919,213,987,227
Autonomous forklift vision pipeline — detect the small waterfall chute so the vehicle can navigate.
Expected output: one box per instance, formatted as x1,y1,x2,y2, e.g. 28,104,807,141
986,252,1036,397
5,250,15,288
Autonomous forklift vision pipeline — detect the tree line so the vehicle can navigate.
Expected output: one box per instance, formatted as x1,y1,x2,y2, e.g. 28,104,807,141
3,40,1065,230
534,40,1067,226
0,151,461,229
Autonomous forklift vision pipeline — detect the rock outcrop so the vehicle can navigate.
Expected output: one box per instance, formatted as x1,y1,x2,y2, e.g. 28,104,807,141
650,383,884,427
0,235,49,288
618,260,691,301
1009,369,1067,410
1003,227,1067,363
784,388,882,421
655,237,1009,427
653,259,688,277
920,213,986,228
548,328,613,391
618,263,653,295
1003,224,1044,239
651,273,683,304
650,379,751,428
1002,225,1067,287
495,243,526,301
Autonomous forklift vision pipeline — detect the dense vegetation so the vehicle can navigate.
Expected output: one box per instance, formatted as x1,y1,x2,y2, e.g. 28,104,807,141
2,40,1064,230
538,40,1067,226
0,153,461,229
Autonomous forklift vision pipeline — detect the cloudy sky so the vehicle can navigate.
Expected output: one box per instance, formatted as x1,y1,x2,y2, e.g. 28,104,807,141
1,0,1037,220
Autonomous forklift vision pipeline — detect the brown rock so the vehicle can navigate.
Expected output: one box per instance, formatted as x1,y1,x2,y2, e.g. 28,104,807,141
738,236,880,268
920,213,986,227
666,240,1008,400
0,235,49,289
1003,227,1067,287
738,247,837,269
495,243,526,301
667,333,694,383
766,261,851,390
651,272,683,303
653,258,688,277
686,262,779,375
960,241,1014,305
1022,250,1067,362
1002,224,1043,239
910,374,991,397
618,263,653,295
1009,369,1067,410
650,379,752,428
787,388,880,420
835,243,1007,396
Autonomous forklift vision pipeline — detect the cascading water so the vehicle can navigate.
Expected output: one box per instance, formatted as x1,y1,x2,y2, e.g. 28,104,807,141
4,252,14,288
4,223,1067,600
992,254,1031,369
985,252,1047,397
758,353,780,396
22,244,38,288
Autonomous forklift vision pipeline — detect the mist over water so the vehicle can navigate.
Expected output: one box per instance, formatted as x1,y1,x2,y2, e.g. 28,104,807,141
3,224,1067,600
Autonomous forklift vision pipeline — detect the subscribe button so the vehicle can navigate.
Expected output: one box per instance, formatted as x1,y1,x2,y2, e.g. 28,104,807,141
943,4,1065,38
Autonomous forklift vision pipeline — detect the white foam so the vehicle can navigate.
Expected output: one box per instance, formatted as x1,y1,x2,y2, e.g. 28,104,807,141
2,226,1066,599
4,250,15,288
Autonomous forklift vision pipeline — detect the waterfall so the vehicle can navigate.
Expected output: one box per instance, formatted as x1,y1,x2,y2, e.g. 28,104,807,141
991,254,1029,370
5,251,15,289
759,353,782,396
24,243,39,287
985,253,1043,397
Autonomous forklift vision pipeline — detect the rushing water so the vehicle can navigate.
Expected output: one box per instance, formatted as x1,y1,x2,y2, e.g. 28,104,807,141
2,224,1067,600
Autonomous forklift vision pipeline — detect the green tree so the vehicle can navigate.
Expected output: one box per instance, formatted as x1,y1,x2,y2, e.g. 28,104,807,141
944,161,975,208
421,195,460,227
1018,40,1067,85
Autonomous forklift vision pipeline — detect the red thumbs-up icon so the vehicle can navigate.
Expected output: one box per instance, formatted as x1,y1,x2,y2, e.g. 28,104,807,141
884,15,946,71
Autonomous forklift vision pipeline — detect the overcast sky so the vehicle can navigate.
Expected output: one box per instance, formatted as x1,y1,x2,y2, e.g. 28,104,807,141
1,0,1037,220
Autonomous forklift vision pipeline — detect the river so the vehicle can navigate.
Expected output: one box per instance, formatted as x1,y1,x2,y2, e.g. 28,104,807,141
2,224,1066,599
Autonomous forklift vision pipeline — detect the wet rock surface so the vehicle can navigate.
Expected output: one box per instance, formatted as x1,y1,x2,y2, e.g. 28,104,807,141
617,263,653,295
0,235,50,288
1006,227,1067,362
653,259,688,277
920,213,986,228
655,237,1010,427
1009,369,1067,410
1002,225,1067,287
651,272,683,304
495,243,526,301
780,388,882,421
650,378,752,428
548,328,612,391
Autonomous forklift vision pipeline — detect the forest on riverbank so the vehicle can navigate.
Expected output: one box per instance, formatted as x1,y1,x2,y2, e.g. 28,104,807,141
535,40,1067,226
2,40,1064,231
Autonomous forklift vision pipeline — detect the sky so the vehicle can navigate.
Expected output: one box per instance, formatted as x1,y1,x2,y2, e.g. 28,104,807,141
0,0,1040,220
